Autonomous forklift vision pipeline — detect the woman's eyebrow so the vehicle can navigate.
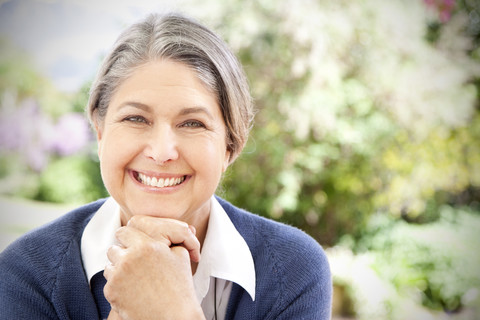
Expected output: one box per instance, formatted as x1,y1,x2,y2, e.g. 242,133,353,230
178,106,214,120
118,101,151,112
117,102,215,120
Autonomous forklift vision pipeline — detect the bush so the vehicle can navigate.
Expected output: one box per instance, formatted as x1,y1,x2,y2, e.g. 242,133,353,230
333,205,480,318
36,155,108,204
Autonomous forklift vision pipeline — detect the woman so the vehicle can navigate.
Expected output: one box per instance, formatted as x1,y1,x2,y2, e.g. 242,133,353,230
0,13,332,319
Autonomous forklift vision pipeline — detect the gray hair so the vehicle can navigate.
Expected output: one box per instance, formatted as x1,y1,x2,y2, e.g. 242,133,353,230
87,12,254,162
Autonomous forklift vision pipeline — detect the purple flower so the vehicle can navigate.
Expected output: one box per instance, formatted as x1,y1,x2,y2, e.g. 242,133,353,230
49,113,91,156
0,98,92,171
0,98,55,171
0,98,38,150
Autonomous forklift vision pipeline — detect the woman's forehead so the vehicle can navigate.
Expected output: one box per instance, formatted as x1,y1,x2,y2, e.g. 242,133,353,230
107,60,222,118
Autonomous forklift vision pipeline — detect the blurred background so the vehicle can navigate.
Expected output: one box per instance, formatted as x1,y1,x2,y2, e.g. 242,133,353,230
0,0,479,319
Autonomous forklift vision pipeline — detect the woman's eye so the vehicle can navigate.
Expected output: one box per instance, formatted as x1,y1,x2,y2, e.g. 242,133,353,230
123,116,147,124
181,120,205,128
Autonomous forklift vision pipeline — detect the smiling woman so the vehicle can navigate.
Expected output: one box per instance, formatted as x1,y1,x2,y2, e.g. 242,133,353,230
95,60,230,230
0,12,332,320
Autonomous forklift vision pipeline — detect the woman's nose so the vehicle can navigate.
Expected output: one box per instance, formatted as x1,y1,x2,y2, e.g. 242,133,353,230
144,125,179,165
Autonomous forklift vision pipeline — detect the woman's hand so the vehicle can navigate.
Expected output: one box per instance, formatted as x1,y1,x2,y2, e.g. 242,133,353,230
103,215,205,320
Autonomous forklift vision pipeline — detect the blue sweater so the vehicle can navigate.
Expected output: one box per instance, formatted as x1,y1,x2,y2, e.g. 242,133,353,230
0,197,332,319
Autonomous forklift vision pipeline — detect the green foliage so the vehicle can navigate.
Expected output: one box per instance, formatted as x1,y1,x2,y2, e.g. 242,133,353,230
0,40,105,204
0,39,72,118
347,205,480,313
197,0,480,246
71,81,91,114
36,155,108,204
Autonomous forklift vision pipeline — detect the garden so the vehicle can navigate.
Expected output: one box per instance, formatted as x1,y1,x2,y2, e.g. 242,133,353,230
1,0,479,319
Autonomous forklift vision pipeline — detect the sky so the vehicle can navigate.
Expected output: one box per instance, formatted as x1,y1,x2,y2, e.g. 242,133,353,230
0,0,193,92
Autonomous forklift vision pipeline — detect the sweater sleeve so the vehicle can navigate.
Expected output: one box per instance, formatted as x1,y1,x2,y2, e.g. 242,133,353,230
0,235,59,319
218,197,332,320
264,225,332,320
0,200,104,320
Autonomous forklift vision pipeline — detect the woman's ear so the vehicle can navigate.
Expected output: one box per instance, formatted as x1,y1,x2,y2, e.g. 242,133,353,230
223,148,232,172
95,125,102,141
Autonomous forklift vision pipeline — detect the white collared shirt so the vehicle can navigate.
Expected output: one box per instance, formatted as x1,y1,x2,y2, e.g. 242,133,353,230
81,196,255,319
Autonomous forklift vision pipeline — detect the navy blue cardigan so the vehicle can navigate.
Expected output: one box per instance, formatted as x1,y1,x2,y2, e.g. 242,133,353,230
0,197,332,319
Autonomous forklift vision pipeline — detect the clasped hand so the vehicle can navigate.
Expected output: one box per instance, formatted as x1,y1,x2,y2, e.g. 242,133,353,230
103,216,205,320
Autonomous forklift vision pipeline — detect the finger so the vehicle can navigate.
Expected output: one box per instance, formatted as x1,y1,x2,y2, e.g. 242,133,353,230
127,216,193,244
115,225,170,248
127,216,201,262
103,263,115,281
189,225,196,235
107,309,122,320
107,245,125,265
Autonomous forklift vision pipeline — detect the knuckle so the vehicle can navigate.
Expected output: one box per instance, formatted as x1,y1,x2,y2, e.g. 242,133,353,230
176,222,191,237
107,245,115,256
128,214,143,226
114,226,126,238
148,240,166,254
165,218,188,230
135,239,162,256
103,282,115,302
177,220,189,229
141,241,156,254
171,245,190,258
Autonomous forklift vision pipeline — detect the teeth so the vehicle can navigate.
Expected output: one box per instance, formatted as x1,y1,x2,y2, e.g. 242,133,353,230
137,173,185,188
157,178,164,188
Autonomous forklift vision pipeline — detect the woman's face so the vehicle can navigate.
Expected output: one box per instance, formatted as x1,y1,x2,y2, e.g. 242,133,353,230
96,59,230,225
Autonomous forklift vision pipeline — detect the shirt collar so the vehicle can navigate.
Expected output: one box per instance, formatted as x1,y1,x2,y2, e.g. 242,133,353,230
81,197,121,285
80,196,256,301
193,197,256,302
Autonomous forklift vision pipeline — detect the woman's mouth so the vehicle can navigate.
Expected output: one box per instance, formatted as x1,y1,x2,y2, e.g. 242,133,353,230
136,172,186,188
